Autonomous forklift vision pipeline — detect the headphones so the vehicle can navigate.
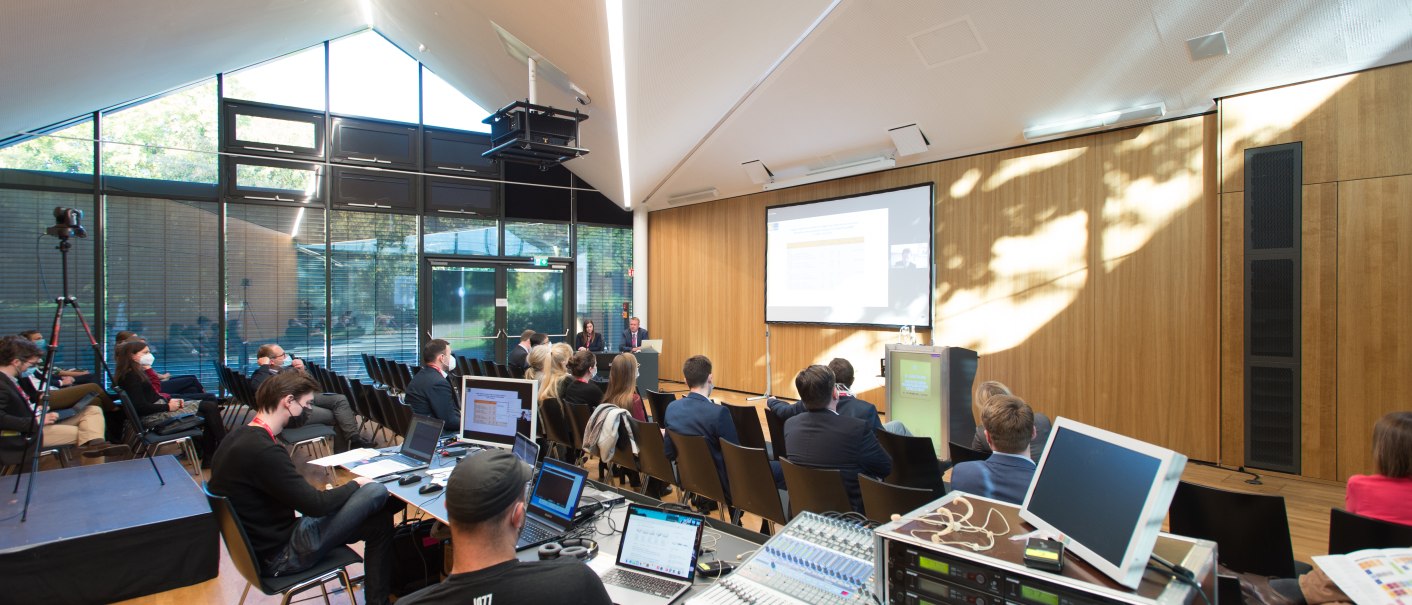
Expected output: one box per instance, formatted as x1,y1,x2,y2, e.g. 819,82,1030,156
537,538,599,561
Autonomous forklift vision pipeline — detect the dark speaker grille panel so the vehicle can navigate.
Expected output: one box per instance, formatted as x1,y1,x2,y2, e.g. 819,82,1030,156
1248,147,1298,250
1249,259,1296,358
1247,365,1297,469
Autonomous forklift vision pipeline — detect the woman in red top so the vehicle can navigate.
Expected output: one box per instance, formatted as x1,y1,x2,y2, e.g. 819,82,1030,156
1345,410,1412,525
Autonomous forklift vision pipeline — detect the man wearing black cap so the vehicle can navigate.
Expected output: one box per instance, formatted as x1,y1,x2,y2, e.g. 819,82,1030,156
398,449,611,605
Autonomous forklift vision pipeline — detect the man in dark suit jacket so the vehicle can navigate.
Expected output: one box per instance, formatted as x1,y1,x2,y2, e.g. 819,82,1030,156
619,317,648,353
950,395,1038,505
1,336,122,462
663,355,736,500
782,364,892,512
507,330,537,378
405,339,461,433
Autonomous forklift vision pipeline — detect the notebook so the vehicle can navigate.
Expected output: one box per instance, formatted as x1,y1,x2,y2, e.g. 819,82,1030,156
514,457,589,550
598,503,704,605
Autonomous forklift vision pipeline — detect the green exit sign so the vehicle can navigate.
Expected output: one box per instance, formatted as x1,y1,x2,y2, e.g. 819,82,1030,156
532,256,549,267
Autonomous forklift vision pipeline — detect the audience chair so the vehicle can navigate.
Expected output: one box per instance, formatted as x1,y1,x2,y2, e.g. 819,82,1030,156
666,430,732,521
206,486,361,605
455,355,471,378
722,402,769,452
859,475,937,524
606,425,640,487
538,398,577,462
947,441,988,466
632,420,678,494
645,390,676,425
1328,508,1412,555
114,388,204,476
1,441,72,475
481,359,498,378
764,407,788,460
1168,481,1306,578
779,457,852,517
720,440,788,533
876,430,946,498
567,403,594,465
467,358,484,377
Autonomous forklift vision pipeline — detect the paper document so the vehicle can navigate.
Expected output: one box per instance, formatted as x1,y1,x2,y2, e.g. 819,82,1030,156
1313,547,1412,605
307,448,381,467
347,459,413,478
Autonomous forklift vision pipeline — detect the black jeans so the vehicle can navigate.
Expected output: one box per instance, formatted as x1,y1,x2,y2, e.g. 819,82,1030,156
265,483,399,605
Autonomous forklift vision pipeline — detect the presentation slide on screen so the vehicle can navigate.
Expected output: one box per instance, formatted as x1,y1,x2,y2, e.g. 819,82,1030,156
463,387,523,438
765,184,933,326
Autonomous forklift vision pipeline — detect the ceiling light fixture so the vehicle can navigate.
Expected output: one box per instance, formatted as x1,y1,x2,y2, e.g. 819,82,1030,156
762,156,896,191
605,0,631,208
1022,103,1166,141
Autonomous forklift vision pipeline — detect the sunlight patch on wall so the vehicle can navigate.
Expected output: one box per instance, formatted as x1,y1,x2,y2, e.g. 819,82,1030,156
984,148,1086,192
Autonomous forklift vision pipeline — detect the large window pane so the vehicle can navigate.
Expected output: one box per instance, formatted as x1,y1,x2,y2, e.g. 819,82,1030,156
328,211,418,379
330,31,419,123
225,204,327,373
505,221,570,257
429,266,498,361
0,190,97,371
224,45,327,111
576,225,633,352
508,268,566,345
102,80,218,184
422,67,491,133
106,197,220,389
425,216,498,256
0,119,95,190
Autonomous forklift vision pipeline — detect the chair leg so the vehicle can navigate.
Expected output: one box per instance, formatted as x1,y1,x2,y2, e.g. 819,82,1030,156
319,579,331,605
239,583,252,605
338,566,358,605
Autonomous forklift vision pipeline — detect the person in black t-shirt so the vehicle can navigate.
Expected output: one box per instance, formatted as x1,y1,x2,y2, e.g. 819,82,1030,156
397,449,611,605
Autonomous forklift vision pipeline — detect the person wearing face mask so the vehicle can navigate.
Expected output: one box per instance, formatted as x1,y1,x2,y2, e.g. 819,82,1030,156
662,355,738,511
1,336,126,462
115,339,225,462
250,343,369,452
209,370,400,605
18,329,96,386
405,338,461,433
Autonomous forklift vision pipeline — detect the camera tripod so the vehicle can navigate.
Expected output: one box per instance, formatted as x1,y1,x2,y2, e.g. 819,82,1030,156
14,234,165,523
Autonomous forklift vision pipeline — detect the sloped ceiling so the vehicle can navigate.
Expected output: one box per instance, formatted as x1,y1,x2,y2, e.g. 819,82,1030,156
3,0,1412,210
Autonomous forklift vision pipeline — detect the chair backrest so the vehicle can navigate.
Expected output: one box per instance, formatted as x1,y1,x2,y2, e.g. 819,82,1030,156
112,386,154,442
859,475,936,523
633,420,677,486
1167,481,1297,577
668,429,728,506
482,359,498,378
645,390,676,425
455,355,471,377
1328,508,1412,555
876,429,946,497
467,358,484,377
567,403,593,452
764,406,788,460
607,414,639,472
205,486,265,587
358,383,387,431
947,441,988,465
390,400,414,438
538,398,575,451
720,440,788,525
345,378,371,422
722,403,768,450
779,457,852,516
375,357,394,389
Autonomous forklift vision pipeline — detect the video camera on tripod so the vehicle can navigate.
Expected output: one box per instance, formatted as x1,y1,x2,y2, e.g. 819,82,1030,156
45,206,86,240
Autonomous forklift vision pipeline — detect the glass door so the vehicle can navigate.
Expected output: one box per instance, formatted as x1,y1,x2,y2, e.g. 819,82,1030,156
427,261,569,367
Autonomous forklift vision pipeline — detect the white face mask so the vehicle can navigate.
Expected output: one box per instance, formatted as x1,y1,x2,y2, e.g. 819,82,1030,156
139,353,155,366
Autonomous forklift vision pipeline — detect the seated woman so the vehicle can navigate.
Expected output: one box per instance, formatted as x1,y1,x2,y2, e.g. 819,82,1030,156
574,320,605,352
115,339,225,463
559,351,603,409
601,353,646,422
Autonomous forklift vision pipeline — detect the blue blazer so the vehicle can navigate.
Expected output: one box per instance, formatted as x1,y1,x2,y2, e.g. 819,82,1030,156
405,365,460,432
767,395,882,432
662,392,737,495
782,409,892,512
949,453,1037,505
619,328,649,352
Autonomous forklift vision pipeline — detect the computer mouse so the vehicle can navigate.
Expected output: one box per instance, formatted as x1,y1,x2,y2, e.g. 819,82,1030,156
398,474,422,486
418,483,443,495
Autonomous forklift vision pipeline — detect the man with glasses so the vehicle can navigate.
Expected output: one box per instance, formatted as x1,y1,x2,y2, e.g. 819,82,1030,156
251,343,370,451
1,335,126,461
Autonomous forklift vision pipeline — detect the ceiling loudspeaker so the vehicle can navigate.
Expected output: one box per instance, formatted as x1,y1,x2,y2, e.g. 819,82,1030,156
888,124,930,157
1022,103,1166,141
666,188,719,206
762,156,896,191
742,160,774,185
1187,31,1229,62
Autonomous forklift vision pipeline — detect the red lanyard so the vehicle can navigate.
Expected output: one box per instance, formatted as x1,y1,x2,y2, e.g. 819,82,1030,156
250,416,277,442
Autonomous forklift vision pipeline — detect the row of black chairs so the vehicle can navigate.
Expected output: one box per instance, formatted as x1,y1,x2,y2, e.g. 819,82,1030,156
453,355,516,380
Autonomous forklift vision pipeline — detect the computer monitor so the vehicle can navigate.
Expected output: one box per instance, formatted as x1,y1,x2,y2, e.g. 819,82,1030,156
459,376,538,450
1019,417,1187,589
640,339,662,353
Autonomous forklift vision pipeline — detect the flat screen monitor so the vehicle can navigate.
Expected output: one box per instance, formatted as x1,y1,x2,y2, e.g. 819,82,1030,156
1019,417,1187,589
459,376,538,450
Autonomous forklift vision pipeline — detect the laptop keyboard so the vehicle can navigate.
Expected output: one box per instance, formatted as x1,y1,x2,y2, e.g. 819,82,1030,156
518,521,556,544
602,568,682,598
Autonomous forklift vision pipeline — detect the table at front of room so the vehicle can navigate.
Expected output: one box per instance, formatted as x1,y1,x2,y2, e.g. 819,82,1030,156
364,450,767,600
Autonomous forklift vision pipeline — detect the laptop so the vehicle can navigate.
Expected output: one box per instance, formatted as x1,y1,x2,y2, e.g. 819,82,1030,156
513,432,540,470
640,339,662,353
368,414,443,475
514,457,589,550
598,504,705,605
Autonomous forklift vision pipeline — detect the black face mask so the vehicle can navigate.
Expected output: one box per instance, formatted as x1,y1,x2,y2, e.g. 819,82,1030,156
286,407,310,428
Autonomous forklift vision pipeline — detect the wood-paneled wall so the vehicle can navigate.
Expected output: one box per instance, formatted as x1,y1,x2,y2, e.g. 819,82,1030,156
1220,60,1412,479
650,115,1220,460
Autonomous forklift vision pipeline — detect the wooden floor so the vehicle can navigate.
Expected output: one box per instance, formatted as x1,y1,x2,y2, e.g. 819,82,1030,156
55,384,1343,603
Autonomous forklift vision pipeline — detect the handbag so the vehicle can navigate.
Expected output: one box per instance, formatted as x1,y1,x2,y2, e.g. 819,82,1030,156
152,413,204,435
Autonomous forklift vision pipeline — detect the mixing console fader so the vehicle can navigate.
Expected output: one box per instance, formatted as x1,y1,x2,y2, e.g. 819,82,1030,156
687,512,875,605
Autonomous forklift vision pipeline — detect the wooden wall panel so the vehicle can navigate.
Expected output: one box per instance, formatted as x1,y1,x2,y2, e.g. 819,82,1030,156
1220,75,1344,192
1301,183,1338,480
1219,191,1245,468
1334,63,1412,182
1336,175,1412,478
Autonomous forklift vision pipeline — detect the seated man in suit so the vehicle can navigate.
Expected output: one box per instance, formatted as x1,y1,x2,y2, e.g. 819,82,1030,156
619,317,648,353
950,395,1038,505
768,358,911,436
507,330,541,378
969,380,1052,461
1,336,126,461
663,355,737,507
251,343,369,451
782,364,892,512
406,338,460,433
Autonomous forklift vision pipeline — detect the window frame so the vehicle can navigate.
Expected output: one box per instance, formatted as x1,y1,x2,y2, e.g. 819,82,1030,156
330,166,419,213
222,100,326,161
329,115,421,170
422,127,499,177
223,155,326,205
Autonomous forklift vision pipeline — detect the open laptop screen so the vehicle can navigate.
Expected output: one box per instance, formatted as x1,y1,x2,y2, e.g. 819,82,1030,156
615,504,704,581
526,458,587,524
513,432,540,468
402,415,444,462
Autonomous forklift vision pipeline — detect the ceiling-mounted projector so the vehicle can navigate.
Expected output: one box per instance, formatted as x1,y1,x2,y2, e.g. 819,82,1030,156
482,100,589,170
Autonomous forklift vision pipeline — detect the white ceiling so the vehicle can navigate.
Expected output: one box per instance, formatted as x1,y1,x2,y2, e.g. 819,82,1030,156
4,0,1412,210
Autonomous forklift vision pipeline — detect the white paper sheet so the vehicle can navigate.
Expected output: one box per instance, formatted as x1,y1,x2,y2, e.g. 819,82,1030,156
347,459,413,478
